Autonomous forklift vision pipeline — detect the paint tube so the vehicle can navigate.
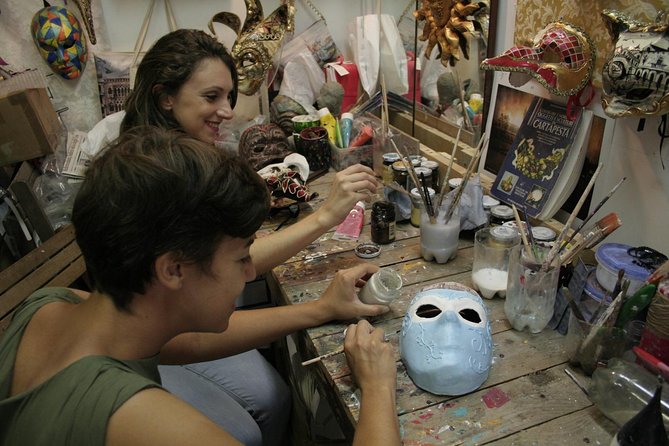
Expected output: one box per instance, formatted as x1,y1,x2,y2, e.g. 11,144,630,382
332,201,365,241
317,107,337,145
339,112,353,148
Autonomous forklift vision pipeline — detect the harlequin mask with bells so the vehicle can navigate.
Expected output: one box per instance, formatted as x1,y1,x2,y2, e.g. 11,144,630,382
400,283,492,396
209,0,295,96
600,9,669,118
30,1,88,80
480,21,596,100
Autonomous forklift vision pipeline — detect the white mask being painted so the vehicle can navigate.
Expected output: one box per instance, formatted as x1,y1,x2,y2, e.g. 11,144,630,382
400,283,492,395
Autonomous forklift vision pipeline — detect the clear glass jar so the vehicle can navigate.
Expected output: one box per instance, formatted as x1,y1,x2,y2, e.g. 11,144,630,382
359,269,403,305
420,205,460,264
472,226,520,299
589,357,669,430
504,245,560,333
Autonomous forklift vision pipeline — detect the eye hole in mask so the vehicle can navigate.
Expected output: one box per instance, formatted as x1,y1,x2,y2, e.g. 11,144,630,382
460,308,482,323
416,304,441,318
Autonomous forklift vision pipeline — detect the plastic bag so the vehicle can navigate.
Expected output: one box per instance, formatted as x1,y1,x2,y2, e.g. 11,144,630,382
379,15,408,95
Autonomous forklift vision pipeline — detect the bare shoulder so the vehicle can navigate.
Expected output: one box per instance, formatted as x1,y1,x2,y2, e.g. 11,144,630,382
106,388,242,446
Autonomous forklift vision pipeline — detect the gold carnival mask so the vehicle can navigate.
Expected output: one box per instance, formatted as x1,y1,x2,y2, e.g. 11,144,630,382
209,0,295,96
414,0,490,67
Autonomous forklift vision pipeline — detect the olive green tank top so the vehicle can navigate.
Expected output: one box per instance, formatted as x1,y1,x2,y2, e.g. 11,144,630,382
0,288,162,445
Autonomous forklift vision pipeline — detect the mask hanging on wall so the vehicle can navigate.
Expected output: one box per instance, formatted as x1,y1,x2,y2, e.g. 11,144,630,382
480,20,596,99
30,2,88,80
209,0,295,96
600,9,669,118
400,282,493,396
413,0,490,68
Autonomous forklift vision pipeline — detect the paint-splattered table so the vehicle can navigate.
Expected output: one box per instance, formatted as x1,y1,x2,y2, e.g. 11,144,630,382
267,172,618,445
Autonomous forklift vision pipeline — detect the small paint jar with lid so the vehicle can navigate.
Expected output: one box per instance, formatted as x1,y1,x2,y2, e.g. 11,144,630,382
382,153,401,185
371,201,396,244
392,161,409,190
421,160,440,191
490,204,514,226
482,195,500,224
412,166,433,190
410,187,436,227
531,226,557,247
448,177,463,191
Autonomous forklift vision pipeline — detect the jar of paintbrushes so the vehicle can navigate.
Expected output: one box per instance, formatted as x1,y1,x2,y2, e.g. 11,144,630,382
504,245,561,333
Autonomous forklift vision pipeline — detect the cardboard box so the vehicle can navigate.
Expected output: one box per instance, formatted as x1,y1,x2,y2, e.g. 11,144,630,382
0,88,62,166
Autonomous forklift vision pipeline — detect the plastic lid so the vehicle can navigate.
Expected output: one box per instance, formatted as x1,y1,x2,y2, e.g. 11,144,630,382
414,167,432,177
317,107,331,118
532,226,556,241
584,270,610,303
355,242,381,258
422,160,439,169
448,178,463,188
482,195,500,209
410,187,435,199
392,161,408,171
595,243,652,281
383,153,401,162
491,204,513,219
491,225,519,242
341,112,354,120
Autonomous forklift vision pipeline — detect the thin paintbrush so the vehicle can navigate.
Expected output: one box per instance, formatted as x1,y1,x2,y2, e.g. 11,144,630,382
436,123,464,210
301,347,344,366
420,172,434,218
559,212,622,266
521,205,539,261
512,204,535,261
390,138,433,223
544,163,603,270
442,141,483,222
560,176,626,253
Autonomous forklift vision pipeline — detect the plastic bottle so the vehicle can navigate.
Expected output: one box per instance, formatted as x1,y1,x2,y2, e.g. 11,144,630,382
339,112,353,148
589,357,669,432
317,107,337,145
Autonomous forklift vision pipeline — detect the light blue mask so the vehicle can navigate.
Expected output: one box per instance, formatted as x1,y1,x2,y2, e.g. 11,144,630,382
400,283,492,395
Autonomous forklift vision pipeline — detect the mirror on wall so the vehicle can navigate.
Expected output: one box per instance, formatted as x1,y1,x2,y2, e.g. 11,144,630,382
391,0,498,149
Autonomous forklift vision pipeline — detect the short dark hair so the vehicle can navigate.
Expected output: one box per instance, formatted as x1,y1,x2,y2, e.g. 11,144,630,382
121,29,238,133
72,127,269,309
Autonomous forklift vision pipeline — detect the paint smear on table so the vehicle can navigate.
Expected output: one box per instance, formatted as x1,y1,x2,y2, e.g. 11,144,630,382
482,387,510,408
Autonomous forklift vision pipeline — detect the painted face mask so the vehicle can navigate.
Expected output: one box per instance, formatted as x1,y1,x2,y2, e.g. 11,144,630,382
400,283,492,396
209,0,295,96
480,21,595,97
600,9,669,118
31,5,88,80
239,123,294,171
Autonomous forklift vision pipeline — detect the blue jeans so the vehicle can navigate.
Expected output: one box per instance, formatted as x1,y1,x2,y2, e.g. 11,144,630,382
159,350,291,446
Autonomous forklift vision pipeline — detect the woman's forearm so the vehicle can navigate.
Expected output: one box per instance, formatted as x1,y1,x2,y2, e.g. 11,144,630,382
250,210,333,274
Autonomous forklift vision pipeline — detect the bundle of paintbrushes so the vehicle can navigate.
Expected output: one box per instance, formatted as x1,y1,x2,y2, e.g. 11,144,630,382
433,132,487,223
559,212,622,265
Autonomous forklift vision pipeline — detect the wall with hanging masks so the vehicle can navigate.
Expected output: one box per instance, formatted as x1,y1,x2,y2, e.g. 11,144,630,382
0,0,411,133
491,1,669,256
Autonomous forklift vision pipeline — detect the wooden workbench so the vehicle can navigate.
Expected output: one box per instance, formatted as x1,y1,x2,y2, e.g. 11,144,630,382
266,171,618,445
